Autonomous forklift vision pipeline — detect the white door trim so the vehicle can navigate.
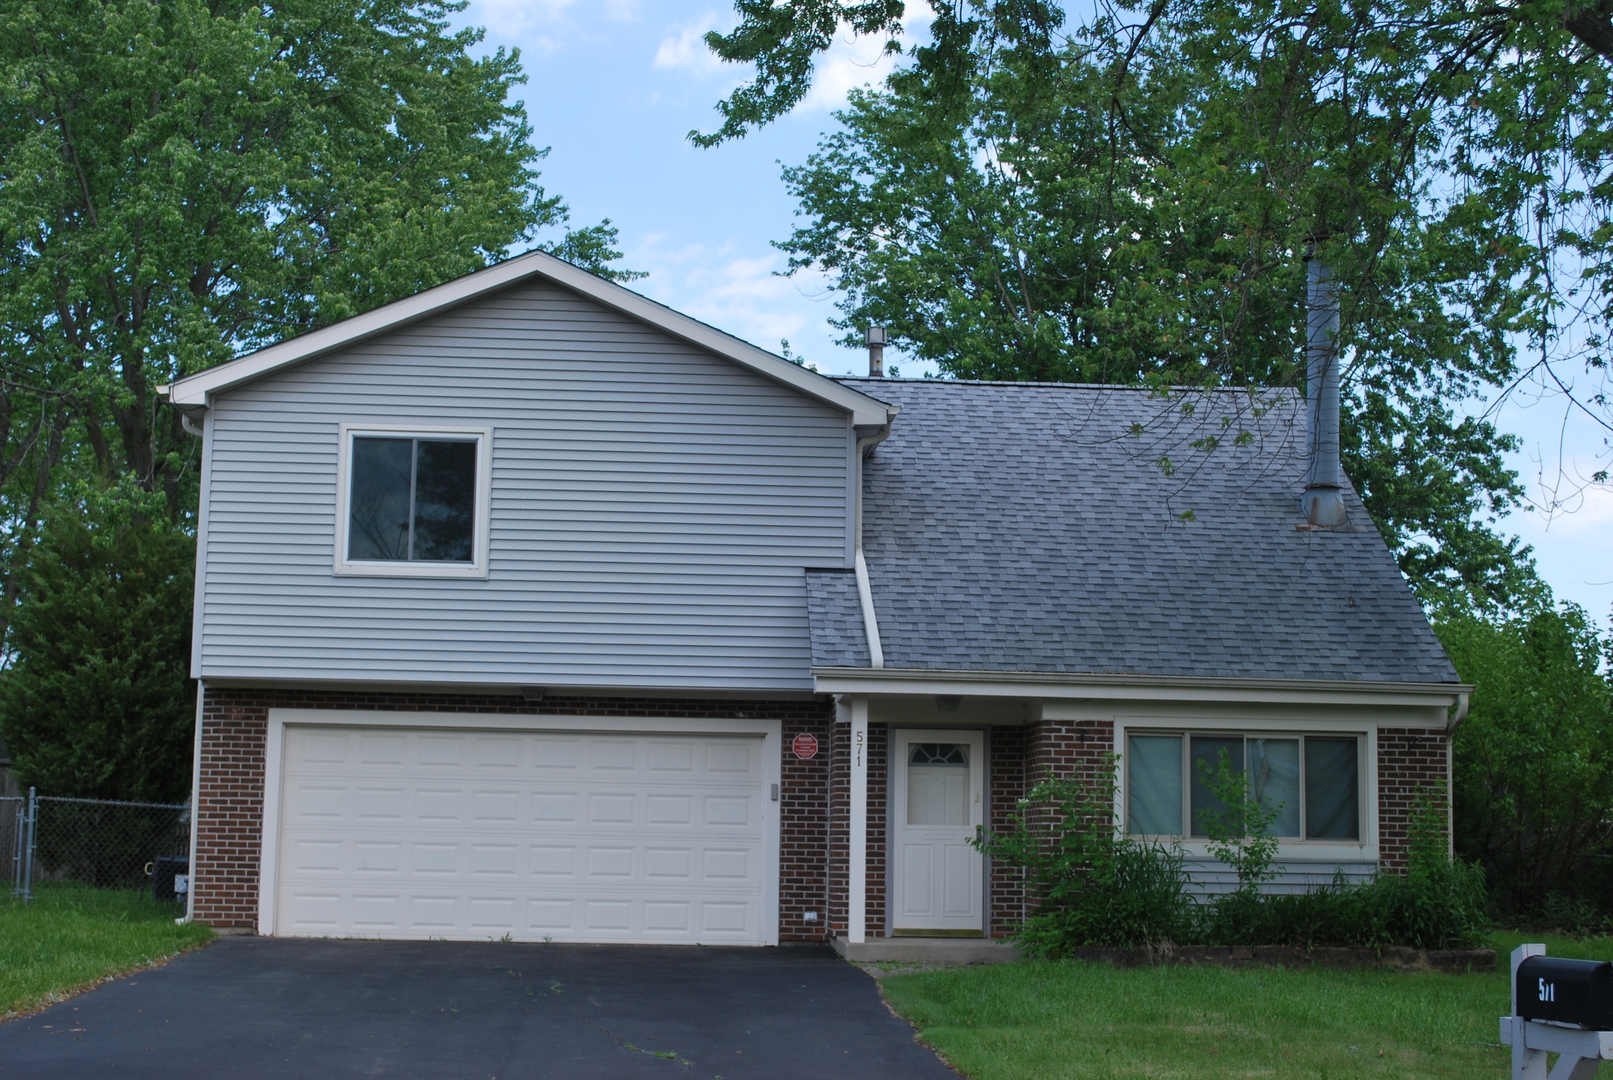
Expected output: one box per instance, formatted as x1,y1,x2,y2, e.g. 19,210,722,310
256,708,783,942
889,727,986,933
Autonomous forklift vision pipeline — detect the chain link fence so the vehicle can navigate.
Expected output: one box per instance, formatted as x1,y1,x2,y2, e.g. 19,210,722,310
7,789,190,903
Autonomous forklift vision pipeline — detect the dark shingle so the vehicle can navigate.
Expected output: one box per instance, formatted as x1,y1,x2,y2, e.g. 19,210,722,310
805,569,870,668
830,378,1458,684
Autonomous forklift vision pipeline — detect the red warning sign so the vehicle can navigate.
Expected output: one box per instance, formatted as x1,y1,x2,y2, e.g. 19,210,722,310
792,733,819,760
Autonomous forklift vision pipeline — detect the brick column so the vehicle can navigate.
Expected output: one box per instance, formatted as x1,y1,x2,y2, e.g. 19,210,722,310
1376,728,1450,875
192,695,269,929
988,725,1028,938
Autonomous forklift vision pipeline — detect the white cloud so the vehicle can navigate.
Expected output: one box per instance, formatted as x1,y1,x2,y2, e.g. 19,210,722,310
466,0,637,51
627,234,843,362
653,16,728,77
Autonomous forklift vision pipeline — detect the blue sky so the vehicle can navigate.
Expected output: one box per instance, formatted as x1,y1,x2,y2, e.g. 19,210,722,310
456,0,1610,618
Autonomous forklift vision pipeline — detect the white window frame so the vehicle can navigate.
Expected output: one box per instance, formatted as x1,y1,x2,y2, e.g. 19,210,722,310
1116,717,1377,860
333,423,493,579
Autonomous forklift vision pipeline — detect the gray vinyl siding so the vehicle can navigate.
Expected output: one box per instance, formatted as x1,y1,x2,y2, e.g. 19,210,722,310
197,280,853,690
1183,858,1377,900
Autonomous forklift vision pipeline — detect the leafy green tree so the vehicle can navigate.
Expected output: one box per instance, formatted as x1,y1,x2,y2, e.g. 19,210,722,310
0,487,195,802
0,0,634,644
1438,604,1613,917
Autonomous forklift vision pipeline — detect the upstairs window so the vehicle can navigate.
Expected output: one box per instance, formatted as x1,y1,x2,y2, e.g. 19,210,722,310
335,425,490,578
1125,731,1362,842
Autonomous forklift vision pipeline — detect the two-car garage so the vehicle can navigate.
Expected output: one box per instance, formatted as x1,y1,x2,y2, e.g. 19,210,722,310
261,713,780,945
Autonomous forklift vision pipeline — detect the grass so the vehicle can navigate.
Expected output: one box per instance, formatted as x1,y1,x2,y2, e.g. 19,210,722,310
877,931,1613,1080
0,882,214,1018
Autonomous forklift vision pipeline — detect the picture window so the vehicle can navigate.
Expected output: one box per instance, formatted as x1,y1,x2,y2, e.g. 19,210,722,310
1126,731,1361,842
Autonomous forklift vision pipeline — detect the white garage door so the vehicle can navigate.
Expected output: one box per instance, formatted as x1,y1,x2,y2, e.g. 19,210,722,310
273,725,772,943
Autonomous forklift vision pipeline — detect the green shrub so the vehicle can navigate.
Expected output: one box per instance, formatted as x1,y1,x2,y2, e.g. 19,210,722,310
1437,604,1613,920
985,760,1490,953
977,755,1194,955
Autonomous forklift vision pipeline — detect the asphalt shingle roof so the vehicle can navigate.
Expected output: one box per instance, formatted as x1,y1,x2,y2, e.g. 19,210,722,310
815,378,1459,684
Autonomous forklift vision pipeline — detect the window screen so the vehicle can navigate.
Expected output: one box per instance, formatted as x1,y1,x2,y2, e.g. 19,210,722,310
1127,735,1183,835
1305,737,1360,840
1189,736,1244,837
349,436,477,563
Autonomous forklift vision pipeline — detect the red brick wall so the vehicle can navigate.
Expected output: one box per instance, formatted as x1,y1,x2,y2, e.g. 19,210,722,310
193,686,835,935
988,725,1028,938
867,724,888,938
193,698,270,927
1028,718,1116,793
827,716,848,936
1376,727,1451,875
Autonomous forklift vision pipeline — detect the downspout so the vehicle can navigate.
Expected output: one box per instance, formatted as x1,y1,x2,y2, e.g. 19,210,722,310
1445,691,1469,735
177,678,205,925
854,427,891,668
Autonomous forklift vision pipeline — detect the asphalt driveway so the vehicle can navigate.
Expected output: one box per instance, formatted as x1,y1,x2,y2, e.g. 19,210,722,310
0,937,957,1079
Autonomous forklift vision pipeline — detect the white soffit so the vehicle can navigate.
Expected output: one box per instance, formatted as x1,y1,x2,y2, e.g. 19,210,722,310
159,250,896,427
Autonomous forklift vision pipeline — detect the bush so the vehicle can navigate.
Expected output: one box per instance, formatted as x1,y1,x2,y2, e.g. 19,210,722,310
977,755,1194,955
1437,604,1613,921
985,761,1490,953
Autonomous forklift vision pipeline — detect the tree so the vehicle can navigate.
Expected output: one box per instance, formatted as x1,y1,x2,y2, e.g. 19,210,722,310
0,487,196,802
692,0,1613,605
0,0,635,648
1439,604,1613,917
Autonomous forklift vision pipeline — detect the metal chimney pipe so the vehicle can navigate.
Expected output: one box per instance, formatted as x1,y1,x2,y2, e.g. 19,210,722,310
1302,254,1347,527
865,326,887,378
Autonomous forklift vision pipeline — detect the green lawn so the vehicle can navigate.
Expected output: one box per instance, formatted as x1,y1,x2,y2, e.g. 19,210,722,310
0,883,214,1018
878,931,1613,1080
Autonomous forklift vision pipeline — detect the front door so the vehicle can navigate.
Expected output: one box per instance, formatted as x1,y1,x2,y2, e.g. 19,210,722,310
891,729,984,934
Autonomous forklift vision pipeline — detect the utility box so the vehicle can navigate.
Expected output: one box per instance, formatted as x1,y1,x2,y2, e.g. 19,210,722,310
1516,955,1613,1030
151,855,189,902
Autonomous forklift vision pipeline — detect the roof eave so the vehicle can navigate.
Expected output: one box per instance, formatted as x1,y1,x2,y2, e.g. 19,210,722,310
159,250,896,426
811,666,1470,707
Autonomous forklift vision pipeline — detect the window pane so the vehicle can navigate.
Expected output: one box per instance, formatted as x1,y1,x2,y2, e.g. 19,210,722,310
1127,735,1183,835
1250,738,1301,837
907,743,969,826
1190,736,1244,837
1305,737,1360,840
412,440,477,562
349,437,412,560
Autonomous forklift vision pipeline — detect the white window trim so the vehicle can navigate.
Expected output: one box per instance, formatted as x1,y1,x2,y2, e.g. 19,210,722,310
1114,717,1378,862
256,708,783,943
333,423,493,579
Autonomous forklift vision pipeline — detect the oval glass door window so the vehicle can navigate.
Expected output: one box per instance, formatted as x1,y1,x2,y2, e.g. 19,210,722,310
907,743,969,826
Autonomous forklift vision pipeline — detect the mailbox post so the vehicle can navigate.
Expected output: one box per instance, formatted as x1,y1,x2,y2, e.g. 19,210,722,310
1501,944,1613,1079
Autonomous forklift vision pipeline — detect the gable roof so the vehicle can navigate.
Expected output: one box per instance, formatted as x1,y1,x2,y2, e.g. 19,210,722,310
160,250,896,427
812,378,1459,685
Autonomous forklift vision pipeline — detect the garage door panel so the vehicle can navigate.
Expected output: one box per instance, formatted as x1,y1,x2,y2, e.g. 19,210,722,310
276,726,770,943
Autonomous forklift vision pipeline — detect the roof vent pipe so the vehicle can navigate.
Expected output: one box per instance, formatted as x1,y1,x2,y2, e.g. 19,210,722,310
865,326,887,377
1302,253,1348,527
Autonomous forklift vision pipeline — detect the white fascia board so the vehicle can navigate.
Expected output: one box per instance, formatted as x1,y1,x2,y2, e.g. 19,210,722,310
811,666,1471,709
160,250,896,427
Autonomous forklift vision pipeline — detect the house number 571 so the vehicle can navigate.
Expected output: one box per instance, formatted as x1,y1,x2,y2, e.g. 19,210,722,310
855,730,864,768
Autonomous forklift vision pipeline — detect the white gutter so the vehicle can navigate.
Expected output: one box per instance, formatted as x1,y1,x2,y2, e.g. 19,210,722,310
853,424,894,668
812,666,1472,708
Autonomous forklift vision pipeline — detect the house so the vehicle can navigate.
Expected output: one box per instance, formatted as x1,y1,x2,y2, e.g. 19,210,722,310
161,251,1468,950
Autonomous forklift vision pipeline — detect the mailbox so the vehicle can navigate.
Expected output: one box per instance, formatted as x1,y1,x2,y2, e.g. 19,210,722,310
1516,955,1613,1029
